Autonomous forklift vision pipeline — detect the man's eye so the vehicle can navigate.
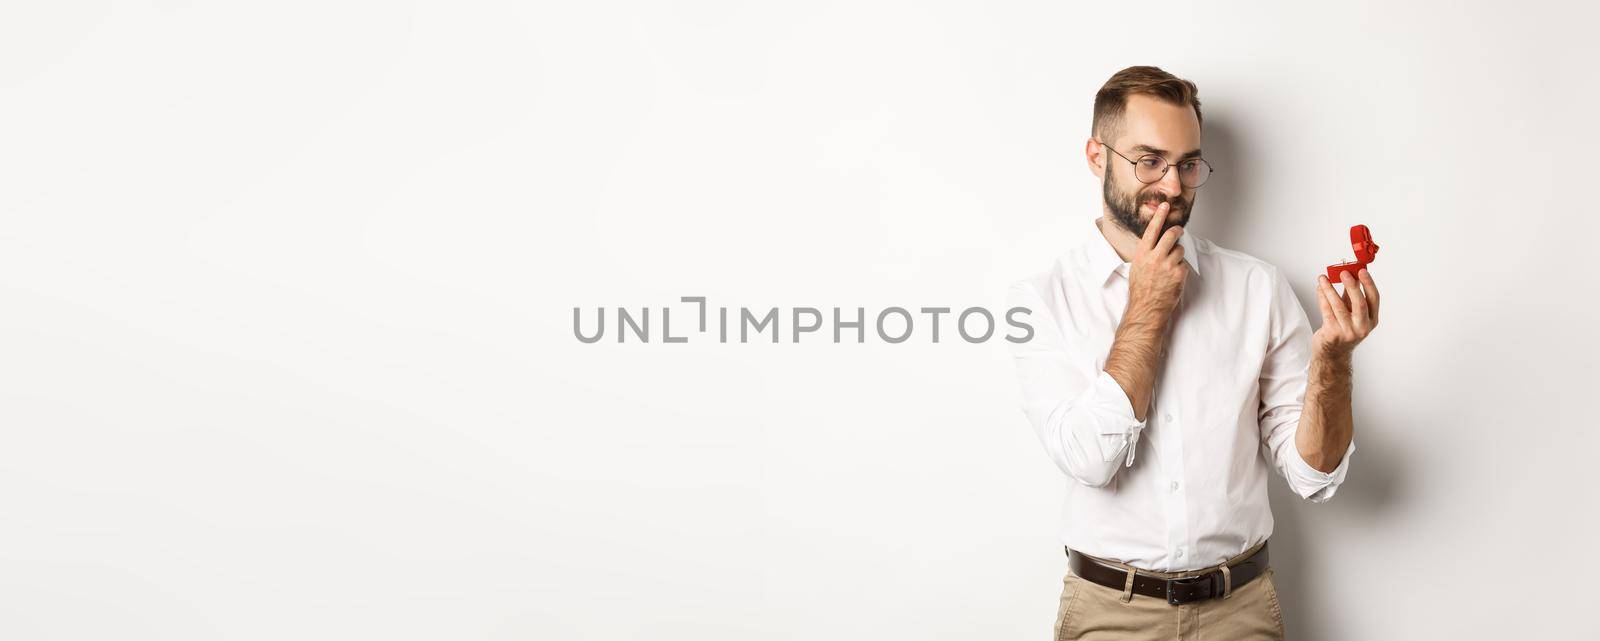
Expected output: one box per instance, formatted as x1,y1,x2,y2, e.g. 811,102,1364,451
1180,160,1199,172
1140,158,1164,169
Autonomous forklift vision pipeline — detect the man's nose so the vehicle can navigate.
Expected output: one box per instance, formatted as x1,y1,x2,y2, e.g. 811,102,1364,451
1154,164,1184,198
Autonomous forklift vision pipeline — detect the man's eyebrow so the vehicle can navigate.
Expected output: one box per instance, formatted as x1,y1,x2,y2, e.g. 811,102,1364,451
1131,143,1203,160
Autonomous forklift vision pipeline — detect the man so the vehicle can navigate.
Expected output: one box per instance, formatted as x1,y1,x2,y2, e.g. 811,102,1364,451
1007,66,1379,640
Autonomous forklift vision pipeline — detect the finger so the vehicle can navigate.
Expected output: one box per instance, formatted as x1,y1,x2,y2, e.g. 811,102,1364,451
1358,269,1379,325
1140,202,1169,250
1318,275,1352,334
1340,271,1369,332
1154,220,1183,258
1315,276,1336,325
1165,244,1186,268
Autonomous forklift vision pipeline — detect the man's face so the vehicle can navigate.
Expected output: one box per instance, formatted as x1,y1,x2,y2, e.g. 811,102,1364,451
1097,94,1203,237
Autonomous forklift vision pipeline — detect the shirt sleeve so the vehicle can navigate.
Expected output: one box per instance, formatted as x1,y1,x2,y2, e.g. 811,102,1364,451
1257,265,1355,503
1007,281,1148,488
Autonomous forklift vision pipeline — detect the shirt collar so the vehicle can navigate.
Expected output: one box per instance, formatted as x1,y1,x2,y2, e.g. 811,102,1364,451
1084,216,1201,284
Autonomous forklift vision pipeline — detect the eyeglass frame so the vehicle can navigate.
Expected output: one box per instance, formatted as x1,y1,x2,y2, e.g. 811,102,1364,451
1096,139,1215,189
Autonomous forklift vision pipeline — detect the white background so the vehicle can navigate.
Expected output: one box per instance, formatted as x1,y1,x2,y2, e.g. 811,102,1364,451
3,1,1597,639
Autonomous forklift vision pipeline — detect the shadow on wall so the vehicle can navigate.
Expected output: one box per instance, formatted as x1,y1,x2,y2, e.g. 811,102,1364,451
1188,113,1411,641
1181,115,1250,249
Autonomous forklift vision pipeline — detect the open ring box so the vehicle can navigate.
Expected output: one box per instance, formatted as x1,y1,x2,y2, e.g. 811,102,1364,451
1326,224,1378,283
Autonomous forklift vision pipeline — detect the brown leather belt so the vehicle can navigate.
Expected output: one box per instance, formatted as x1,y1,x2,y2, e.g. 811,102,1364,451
1065,542,1269,606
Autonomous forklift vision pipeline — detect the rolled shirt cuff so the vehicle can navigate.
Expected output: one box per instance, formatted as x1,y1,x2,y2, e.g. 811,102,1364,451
1090,370,1147,466
1286,436,1356,502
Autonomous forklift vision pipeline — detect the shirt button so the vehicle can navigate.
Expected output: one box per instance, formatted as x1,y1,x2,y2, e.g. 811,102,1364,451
1176,548,1185,558
1170,481,1180,492
1163,413,1173,422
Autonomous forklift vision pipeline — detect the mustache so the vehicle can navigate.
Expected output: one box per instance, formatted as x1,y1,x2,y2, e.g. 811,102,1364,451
1139,193,1190,211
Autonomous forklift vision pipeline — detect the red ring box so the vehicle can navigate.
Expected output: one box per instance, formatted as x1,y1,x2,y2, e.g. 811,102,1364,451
1326,225,1378,282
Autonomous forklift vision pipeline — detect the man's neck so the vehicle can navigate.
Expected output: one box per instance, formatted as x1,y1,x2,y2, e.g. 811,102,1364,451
1095,216,1141,262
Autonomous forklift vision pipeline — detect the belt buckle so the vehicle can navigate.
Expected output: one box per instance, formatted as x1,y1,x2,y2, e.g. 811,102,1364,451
1165,574,1211,606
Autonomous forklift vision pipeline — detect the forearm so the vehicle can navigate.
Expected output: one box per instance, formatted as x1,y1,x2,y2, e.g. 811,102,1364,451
1296,350,1355,473
1104,301,1171,422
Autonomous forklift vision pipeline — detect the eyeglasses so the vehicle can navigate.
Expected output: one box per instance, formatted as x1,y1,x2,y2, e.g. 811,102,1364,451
1098,140,1214,189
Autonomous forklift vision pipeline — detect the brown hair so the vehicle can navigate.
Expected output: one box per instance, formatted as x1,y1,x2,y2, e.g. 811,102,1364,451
1091,66,1202,142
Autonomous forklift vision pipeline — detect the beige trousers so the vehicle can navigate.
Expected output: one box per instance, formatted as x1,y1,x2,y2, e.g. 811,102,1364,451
1052,545,1286,641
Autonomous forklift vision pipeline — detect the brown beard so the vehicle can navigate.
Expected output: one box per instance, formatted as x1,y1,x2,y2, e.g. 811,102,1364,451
1103,168,1191,238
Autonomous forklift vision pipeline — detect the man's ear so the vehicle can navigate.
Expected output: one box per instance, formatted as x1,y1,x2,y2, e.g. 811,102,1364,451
1085,137,1105,180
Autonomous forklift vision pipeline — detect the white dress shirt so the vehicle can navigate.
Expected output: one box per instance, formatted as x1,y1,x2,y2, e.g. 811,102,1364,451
1008,216,1355,572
